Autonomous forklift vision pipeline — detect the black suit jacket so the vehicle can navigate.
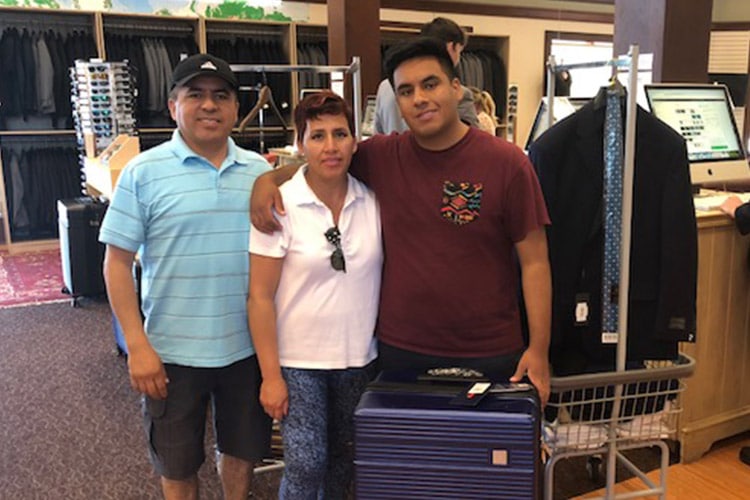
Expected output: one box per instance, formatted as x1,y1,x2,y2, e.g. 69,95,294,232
529,98,697,375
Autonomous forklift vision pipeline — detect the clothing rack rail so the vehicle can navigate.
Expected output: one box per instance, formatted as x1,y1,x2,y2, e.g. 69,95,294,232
207,26,286,37
295,30,329,42
231,58,363,140
0,135,77,147
0,18,92,29
103,22,195,34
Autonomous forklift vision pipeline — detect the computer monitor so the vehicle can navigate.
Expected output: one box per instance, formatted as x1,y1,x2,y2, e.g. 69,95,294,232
708,73,748,107
644,83,750,186
300,88,326,100
361,95,377,138
524,96,578,150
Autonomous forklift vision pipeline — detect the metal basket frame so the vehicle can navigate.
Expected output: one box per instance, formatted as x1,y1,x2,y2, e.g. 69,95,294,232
542,354,695,500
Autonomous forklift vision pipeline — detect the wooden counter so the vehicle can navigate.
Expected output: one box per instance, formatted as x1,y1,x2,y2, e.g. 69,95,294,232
679,210,750,462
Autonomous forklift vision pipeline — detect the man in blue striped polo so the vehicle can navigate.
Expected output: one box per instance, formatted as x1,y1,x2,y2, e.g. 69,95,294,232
100,54,272,500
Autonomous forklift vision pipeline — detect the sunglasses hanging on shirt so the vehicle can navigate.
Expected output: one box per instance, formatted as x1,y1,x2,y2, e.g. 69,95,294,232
324,226,346,273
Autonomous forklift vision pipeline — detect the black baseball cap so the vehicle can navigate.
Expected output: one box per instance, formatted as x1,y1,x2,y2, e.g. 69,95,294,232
171,54,238,91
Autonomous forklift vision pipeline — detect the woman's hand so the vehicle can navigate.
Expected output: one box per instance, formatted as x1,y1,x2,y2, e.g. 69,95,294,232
260,376,289,421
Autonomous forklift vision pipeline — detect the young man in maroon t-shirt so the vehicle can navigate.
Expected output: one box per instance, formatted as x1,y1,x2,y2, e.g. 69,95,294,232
251,37,552,405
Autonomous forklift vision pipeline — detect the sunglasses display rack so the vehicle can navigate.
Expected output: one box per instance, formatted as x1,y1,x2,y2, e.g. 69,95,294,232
70,59,138,158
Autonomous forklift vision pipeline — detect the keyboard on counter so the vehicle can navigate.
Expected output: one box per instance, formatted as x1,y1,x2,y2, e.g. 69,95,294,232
693,191,750,212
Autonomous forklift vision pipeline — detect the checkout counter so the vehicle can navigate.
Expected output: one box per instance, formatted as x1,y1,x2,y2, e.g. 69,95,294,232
679,198,750,462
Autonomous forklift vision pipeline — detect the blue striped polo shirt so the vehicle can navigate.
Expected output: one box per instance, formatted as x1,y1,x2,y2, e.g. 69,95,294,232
99,130,271,367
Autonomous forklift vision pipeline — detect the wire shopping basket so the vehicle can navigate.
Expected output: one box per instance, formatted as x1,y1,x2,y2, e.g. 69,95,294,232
542,354,695,499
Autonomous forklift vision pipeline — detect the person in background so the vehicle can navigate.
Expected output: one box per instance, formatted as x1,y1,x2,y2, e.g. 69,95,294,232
720,195,750,235
470,85,499,135
719,195,750,467
251,37,552,407
248,91,383,499
99,54,272,500
374,17,479,134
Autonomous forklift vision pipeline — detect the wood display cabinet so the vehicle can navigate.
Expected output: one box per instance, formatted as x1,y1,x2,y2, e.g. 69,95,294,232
0,7,98,254
0,7,512,253
678,211,750,462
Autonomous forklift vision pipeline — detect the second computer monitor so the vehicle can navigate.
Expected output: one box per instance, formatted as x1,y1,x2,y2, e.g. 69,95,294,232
645,83,750,187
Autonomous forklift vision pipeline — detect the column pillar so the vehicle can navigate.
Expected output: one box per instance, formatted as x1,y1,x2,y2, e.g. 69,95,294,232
614,0,713,83
327,0,381,106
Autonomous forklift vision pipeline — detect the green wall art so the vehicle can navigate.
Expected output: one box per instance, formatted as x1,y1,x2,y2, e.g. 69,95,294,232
0,0,307,21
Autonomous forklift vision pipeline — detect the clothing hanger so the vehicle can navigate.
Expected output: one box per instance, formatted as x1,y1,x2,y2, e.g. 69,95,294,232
593,62,626,110
238,85,271,132
237,71,288,133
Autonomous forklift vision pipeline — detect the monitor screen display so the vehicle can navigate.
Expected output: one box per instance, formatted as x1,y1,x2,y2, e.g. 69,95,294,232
361,95,377,138
645,84,750,186
524,96,578,150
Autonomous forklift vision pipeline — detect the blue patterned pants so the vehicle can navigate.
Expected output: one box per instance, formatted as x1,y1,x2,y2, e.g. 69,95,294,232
279,365,373,500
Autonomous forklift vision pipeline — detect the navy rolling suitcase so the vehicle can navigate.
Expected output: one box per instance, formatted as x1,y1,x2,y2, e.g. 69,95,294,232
57,197,108,306
354,373,541,499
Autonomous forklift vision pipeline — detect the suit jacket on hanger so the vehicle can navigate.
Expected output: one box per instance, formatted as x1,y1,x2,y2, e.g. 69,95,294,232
529,95,697,375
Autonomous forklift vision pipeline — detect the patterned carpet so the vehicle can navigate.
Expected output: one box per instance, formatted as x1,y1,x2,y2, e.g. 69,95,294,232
0,277,665,499
0,249,68,308
0,300,281,500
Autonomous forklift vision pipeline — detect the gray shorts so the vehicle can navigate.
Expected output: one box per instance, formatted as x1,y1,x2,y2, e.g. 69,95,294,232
142,356,272,480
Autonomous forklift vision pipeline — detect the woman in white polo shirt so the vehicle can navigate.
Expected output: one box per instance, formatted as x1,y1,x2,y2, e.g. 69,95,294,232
248,91,382,499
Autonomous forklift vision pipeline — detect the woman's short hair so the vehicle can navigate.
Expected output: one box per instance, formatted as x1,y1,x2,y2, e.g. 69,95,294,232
293,91,355,145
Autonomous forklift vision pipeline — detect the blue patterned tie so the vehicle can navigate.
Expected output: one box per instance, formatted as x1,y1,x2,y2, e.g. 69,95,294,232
602,89,623,338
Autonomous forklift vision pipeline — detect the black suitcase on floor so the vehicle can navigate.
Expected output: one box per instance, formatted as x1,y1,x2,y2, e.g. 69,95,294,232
112,261,142,356
354,372,542,499
57,197,108,305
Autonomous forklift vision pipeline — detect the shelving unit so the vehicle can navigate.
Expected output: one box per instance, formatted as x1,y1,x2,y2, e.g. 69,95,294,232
0,7,511,253
0,7,98,253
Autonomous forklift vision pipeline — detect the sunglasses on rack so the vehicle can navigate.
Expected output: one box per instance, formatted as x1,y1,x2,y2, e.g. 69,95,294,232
78,116,113,124
324,226,346,273
88,129,114,137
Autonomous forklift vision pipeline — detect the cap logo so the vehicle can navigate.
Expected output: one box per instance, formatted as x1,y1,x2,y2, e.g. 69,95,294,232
200,61,218,71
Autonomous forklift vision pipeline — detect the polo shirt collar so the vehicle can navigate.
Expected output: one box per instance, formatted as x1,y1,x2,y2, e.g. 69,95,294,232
168,129,245,169
287,164,364,209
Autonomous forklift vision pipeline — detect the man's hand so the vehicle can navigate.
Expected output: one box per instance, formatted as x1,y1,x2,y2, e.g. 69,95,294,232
511,348,550,407
259,377,289,421
127,343,169,400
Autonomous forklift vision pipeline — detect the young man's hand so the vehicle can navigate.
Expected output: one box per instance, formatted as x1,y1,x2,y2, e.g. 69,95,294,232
511,348,550,408
250,166,300,233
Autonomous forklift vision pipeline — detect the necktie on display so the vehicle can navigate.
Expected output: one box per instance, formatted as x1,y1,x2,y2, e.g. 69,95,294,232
602,88,623,343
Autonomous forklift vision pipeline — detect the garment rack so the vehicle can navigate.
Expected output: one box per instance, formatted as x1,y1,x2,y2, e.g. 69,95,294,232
546,47,643,374
541,46,695,500
231,58,363,140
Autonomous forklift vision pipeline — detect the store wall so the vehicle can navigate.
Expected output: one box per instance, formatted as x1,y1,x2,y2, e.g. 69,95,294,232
305,4,612,146
713,0,750,23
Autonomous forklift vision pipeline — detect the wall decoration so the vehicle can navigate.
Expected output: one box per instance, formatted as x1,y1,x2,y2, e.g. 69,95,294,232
0,0,308,21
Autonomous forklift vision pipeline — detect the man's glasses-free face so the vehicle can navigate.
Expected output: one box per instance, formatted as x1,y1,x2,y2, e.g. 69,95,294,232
324,226,346,273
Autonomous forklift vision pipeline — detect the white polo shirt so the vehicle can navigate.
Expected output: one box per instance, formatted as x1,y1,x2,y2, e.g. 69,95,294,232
250,166,382,369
